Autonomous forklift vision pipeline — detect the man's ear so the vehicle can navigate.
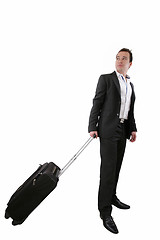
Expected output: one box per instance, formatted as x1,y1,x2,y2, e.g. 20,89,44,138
129,62,132,68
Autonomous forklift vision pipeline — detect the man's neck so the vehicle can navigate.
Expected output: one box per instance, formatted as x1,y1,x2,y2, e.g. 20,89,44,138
117,70,127,77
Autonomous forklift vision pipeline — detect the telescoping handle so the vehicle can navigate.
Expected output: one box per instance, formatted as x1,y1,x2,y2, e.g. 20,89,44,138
58,134,96,177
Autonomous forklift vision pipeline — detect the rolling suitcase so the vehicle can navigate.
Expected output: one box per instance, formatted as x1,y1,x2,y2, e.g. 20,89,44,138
5,135,96,225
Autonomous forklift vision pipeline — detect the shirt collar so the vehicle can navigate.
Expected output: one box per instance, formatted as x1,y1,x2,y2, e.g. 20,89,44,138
115,70,130,81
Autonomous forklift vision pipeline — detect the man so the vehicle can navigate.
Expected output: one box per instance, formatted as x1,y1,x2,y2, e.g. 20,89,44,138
88,48,137,234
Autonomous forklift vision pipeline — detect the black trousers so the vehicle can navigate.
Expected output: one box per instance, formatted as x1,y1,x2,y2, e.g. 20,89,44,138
98,121,127,217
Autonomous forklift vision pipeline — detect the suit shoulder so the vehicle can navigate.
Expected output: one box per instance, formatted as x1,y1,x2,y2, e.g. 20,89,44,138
99,72,115,82
100,71,115,78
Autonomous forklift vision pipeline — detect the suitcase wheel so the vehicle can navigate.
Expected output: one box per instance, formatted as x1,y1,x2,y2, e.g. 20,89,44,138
12,219,25,226
5,211,10,219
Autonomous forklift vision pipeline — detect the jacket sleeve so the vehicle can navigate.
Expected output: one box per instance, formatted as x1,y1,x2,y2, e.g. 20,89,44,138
88,75,106,132
129,108,137,132
128,83,137,133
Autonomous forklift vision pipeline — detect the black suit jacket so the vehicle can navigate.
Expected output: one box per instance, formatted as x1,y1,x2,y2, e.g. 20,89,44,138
88,71,137,139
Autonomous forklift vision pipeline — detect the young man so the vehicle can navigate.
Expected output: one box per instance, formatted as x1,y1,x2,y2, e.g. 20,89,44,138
88,48,137,234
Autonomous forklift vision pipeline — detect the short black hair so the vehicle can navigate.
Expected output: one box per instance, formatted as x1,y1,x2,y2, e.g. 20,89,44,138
118,48,133,63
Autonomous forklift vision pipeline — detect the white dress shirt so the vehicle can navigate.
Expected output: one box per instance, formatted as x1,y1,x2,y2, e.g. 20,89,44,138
115,71,132,120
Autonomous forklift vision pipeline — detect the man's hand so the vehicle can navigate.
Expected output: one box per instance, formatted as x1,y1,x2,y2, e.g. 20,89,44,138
90,131,98,138
130,131,137,142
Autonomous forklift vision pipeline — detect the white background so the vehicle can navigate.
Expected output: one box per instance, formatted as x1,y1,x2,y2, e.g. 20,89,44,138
0,0,160,239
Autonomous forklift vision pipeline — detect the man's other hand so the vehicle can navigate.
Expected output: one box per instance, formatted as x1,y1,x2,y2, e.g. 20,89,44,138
130,132,137,142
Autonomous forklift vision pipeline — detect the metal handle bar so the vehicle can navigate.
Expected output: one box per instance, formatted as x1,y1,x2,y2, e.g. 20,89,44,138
58,135,96,177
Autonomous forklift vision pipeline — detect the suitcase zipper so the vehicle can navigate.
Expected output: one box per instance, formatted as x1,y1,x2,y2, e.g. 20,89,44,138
32,163,58,186
33,172,43,186
32,163,48,186
32,179,36,186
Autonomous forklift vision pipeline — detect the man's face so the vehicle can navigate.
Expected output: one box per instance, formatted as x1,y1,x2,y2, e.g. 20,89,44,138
115,51,132,75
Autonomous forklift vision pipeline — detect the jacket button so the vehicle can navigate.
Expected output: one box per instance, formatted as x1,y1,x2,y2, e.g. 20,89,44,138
117,113,119,116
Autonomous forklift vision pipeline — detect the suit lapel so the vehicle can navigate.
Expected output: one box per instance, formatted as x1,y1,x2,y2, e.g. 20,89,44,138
130,82,135,105
111,71,121,98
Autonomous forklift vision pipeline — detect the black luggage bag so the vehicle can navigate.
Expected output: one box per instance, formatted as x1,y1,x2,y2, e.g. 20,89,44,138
5,135,95,225
5,162,60,225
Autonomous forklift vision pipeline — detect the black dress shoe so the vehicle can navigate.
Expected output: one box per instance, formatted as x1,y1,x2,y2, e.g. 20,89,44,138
102,216,119,234
112,196,130,209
